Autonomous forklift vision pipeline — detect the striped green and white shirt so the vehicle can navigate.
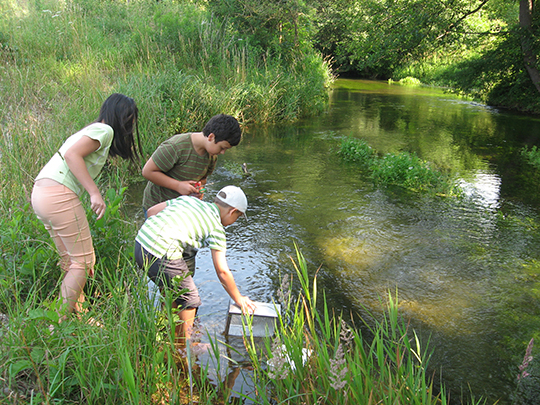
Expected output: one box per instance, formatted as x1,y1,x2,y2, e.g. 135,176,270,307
142,133,217,209
136,196,226,260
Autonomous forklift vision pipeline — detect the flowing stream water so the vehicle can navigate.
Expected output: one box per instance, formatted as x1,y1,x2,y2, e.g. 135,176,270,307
129,79,540,404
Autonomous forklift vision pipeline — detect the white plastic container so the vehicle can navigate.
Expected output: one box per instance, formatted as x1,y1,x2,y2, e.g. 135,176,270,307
224,301,281,337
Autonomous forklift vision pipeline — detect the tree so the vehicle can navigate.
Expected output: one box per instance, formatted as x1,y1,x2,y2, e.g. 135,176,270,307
313,0,494,78
440,1,540,112
520,0,540,94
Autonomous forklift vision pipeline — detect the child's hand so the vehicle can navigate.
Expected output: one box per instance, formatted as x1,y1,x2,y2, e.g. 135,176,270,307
90,192,106,220
188,181,206,199
236,296,256,315
177,181,199,196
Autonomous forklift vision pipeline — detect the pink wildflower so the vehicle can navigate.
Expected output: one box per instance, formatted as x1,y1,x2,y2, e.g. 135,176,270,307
518,338,534,381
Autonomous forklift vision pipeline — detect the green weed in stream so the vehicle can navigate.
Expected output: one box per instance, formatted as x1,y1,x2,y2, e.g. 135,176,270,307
337,137,461,196
372,151,453,194
337,137,375,166
521,146,540,171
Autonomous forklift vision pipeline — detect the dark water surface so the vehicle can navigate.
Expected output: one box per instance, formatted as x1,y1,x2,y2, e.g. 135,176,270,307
129,79,540,404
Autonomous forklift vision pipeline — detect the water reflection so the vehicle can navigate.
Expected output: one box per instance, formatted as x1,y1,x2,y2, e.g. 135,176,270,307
129,79,540,404
461,172,502,210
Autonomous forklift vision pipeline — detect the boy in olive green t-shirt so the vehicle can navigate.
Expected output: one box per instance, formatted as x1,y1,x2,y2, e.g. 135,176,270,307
142,114,242,211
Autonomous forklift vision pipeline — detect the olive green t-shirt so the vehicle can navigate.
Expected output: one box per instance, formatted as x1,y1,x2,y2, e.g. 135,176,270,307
142,133,217,209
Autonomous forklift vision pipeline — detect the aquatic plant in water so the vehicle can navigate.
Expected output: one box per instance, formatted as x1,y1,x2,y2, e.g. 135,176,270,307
337,137,460,196
337,137,374,165
520,146,540,170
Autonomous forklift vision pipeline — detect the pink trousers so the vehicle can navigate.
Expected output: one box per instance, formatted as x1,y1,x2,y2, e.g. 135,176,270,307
31,183,95,276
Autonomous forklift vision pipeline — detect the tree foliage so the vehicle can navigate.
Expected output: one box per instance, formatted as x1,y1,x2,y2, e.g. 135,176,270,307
309,0,539,112
444,0,540,112
313,0,508,78
207,0,317,62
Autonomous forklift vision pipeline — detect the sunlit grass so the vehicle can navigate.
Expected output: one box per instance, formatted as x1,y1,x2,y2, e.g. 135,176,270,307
0,0,332,204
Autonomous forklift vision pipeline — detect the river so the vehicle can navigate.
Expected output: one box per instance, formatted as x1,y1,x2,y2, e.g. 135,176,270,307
129,79,540,404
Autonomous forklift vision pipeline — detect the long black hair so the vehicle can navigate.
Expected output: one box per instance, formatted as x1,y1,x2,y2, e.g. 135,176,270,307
97,93,142,162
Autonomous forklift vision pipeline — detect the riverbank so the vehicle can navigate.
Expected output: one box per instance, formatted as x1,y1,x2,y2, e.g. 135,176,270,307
0,198,454,404
0,0,333,204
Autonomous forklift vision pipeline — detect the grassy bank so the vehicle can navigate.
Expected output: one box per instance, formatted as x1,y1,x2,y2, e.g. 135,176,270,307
0,0,333,204
0,192,453,404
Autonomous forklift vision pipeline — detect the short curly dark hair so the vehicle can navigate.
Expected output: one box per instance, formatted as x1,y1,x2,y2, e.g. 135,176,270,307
202,114,242,146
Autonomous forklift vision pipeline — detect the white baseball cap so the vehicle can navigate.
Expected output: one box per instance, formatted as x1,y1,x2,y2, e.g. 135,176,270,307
216,185,248,218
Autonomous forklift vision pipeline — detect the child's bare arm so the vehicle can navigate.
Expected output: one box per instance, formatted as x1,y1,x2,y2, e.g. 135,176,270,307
64,135,105,219
142,157,198,195
147,201,167,218
211,249,255,314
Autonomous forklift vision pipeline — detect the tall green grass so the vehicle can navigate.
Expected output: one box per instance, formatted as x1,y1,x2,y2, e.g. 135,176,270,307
0,197,452,404
0,187,495,404
0,188,181,404
235,246,450,404
0,0,333,204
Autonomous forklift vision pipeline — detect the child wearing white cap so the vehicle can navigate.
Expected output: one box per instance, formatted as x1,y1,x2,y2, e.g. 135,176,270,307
134,185,255,351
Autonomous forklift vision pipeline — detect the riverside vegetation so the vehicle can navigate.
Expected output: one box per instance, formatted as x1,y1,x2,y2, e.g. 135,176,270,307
0,0,333,204
0,1,536,404
1,191,456,405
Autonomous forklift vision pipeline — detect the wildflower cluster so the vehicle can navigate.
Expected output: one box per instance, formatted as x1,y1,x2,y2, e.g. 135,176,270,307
329,320,354,391
267,338,290,380
518,338,534,380
277,274,292,309
329,342,348,390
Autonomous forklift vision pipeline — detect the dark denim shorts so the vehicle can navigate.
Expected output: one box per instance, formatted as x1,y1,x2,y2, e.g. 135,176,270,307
134,241,202,309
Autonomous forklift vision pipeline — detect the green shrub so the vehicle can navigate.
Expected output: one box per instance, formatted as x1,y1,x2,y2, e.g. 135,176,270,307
521,146,540,170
